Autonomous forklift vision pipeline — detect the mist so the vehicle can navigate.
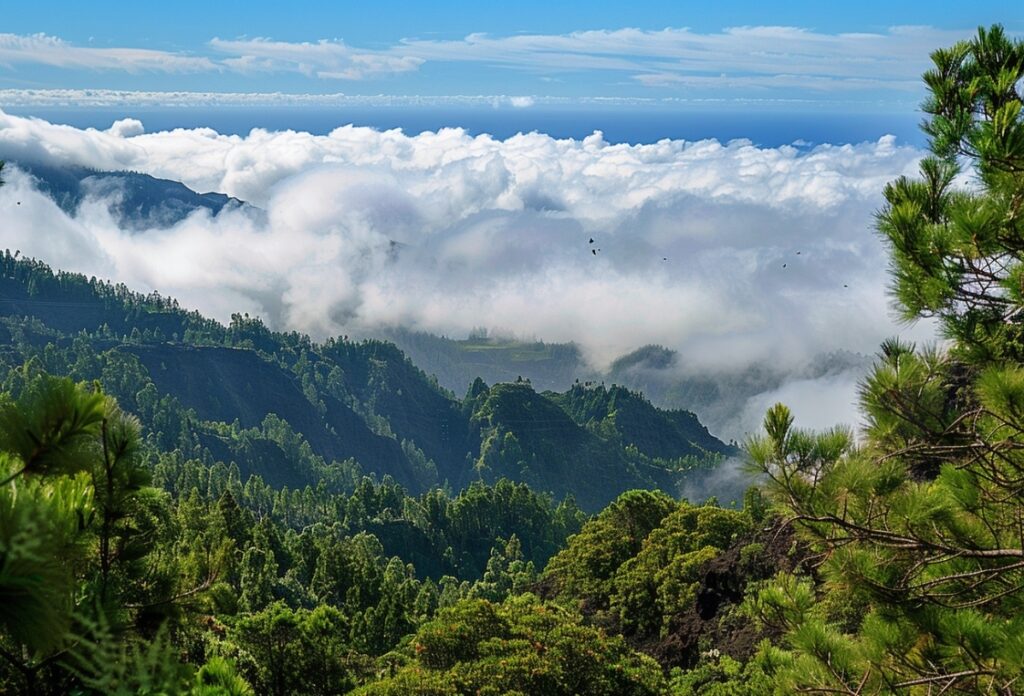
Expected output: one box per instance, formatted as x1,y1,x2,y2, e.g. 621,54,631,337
0,109,939,432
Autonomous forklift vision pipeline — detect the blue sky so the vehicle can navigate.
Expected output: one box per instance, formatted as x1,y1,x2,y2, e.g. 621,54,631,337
0,1,1020,109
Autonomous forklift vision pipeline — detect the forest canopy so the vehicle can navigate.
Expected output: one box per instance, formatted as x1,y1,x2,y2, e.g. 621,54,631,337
0,23,1022,696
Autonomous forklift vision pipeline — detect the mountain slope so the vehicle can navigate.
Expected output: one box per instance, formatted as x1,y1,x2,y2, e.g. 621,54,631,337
468,381,652,510
123,343,423,488
548,383,733,459
464,381,731,510
0,251,736,509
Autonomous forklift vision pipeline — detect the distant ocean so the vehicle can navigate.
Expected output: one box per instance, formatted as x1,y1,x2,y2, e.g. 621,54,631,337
2,105,925,148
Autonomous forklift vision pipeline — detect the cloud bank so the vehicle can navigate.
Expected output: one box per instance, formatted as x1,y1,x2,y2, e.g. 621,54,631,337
738,367,868,437
0,110,937,430
0,89,551,109
0,89,869,109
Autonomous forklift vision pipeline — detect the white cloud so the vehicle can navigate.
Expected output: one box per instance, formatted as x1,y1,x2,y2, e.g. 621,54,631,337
210,37,423,80
507,96,535,108
0,110,936,385
395,25,968,92
0,24,980,96
0,32,421,82
632,72,919,92
0,33,216,73
106,118,144,137
200,25,965,92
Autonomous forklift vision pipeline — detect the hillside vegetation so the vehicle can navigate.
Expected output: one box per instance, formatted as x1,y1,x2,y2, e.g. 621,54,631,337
0,254,733,511
0,25,1022,696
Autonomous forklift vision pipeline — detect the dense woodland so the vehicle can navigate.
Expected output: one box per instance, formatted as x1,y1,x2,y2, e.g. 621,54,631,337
1,25,1023,694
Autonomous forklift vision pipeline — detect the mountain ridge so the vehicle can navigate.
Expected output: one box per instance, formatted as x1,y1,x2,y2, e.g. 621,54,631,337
9,160,250,229
0,251,736,510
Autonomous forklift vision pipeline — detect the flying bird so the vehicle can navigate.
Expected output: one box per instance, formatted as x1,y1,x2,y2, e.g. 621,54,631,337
782,263,787,268
592,249,597,255
589,238,594,244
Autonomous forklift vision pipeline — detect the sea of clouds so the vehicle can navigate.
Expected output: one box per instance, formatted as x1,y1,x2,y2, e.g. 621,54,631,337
0,109,940,431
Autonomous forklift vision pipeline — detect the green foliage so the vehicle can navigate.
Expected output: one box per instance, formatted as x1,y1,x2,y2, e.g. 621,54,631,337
357,594,667,696
0,375,105,482
223,602,361,696
0,377,204,693
880,25,1024,363
536,487,794,682
549,382,735,462
543,489,754,640
746,26,1024,693
193,656,254,696
612,504,750,635
469,381,724,510
468,535,537,602
543,489,678,604
0,461,93,653
66,620,193,695
668,642,790,696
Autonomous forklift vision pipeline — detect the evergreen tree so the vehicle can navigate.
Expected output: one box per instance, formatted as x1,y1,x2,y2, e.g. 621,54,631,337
750,25,1024,693
0,377,212,693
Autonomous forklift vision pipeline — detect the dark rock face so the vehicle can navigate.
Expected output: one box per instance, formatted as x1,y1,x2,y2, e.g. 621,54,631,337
647,520,810,670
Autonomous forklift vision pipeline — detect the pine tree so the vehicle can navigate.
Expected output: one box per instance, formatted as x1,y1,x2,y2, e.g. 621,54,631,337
0,377,220,693
750,25,1024,694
